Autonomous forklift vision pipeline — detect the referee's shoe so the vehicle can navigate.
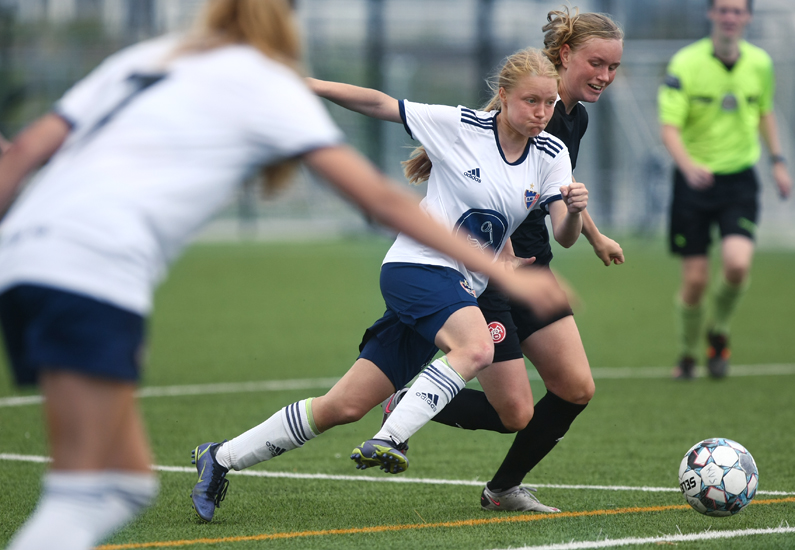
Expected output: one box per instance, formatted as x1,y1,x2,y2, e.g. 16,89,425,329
706,332,730,379
672,356,696,380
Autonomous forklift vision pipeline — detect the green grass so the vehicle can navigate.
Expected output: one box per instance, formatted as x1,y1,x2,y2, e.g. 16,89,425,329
1,235,794,549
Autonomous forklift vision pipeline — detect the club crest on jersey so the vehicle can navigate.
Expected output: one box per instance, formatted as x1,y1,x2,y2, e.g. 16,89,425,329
488,321,507,343
524,188,539,210
464,167,482,183
460,279,477,298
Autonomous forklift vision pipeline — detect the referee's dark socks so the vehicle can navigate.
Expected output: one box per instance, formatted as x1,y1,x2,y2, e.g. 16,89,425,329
488,391,587,492
431,388,513,433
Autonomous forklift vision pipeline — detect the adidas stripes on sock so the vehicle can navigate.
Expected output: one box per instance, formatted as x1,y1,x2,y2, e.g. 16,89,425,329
488,391,586,492
219,398,319,470
7,471,158,550
375,357,466,444
432,388,512,433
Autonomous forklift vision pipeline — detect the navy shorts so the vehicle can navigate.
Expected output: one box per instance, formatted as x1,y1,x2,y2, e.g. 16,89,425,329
0,284,146,386
477,268,573,363
669,167,759,256
358,262,479,390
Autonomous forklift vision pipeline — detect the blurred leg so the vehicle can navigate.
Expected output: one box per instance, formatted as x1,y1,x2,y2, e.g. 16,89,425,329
8,370,156,550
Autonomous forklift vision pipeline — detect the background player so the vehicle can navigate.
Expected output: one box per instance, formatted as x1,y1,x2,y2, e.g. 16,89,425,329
659,0,792,379
0,1,569,548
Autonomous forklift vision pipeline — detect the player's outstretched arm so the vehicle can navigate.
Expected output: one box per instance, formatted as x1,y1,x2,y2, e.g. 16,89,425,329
0,113,70,217
303,144,569,316
306,78,402,123
581,209,624,265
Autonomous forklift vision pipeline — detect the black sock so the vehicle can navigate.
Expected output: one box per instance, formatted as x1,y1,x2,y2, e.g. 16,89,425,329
488,391,587,492
431,388,512,433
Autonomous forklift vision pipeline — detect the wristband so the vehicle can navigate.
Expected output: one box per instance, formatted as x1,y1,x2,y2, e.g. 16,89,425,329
771,154,786,165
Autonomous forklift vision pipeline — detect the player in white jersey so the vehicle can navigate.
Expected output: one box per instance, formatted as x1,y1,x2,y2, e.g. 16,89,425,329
0,1,569,547
187,47,587,523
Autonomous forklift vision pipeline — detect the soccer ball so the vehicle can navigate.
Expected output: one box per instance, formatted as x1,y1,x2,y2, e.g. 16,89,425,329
678,438,758,516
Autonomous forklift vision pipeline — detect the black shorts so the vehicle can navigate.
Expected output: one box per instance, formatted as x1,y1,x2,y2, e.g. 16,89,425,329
477,268,573,363
0,284,146,386
669,167,759,257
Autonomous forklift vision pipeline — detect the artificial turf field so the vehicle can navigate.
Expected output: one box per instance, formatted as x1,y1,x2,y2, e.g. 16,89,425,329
1,235,793,549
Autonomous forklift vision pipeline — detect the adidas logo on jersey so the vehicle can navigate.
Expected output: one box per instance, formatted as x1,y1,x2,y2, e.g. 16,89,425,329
416,391,440,412
463,168,481,183
266,441,286,457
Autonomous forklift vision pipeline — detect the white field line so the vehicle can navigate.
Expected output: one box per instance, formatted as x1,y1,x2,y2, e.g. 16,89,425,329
491,526,795,550
1,363,794,408
2,453,794,496
0,377,342,407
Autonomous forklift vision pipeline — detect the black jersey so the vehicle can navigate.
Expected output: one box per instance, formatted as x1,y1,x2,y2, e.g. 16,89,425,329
510,100,589,264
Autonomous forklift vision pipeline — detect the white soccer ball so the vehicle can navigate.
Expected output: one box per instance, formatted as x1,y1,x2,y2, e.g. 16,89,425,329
678,438,758,516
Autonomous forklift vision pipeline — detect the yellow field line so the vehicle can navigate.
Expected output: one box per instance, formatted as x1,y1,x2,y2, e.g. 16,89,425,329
97,497,795,549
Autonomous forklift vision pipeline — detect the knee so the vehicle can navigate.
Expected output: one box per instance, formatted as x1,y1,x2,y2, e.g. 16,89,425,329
496,399,534,432
723,263,750,286
549,378,595,406
682,274,709,303
468,340,495,371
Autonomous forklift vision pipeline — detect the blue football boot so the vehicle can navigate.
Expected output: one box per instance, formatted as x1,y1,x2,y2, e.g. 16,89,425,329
191,442,229,522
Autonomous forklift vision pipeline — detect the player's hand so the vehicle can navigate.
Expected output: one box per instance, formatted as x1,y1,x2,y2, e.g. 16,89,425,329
499,252,536,270
773,162,792,199
683,164,714,190
592,235,625,266
559,181,588,213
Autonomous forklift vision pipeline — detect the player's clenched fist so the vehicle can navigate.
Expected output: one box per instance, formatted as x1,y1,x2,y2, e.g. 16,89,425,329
559,181,588,213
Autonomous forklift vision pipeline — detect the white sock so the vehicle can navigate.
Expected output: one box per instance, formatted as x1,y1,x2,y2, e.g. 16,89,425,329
99,472,159,538
7,471,158,550
218,398,319,470
375,357,465,444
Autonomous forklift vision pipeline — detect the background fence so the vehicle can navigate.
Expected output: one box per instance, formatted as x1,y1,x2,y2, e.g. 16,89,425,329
1,0,793,246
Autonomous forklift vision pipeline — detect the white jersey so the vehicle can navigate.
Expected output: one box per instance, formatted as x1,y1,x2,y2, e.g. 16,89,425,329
384,100,571,295
0,35,343,314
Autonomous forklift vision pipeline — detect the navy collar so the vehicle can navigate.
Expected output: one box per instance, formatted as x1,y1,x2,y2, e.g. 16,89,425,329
493,111,531,166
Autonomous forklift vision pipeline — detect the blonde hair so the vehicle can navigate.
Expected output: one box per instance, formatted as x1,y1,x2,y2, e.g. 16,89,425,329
402,48,558,185
542,6,624,67
179,0,302,193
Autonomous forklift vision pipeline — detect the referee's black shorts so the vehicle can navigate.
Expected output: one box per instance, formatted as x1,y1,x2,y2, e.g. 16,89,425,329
669,166,759,257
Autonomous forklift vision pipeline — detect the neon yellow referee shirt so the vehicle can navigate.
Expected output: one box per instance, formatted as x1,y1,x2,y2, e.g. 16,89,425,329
658,37,774,175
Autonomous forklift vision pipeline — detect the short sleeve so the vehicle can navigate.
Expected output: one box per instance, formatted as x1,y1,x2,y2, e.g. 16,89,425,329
244,64,344,161
538,145,573,209
399,100,461,162
658,55,689,128
55,37,178,130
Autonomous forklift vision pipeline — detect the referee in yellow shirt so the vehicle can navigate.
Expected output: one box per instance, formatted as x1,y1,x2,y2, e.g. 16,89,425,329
658,0,791,379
